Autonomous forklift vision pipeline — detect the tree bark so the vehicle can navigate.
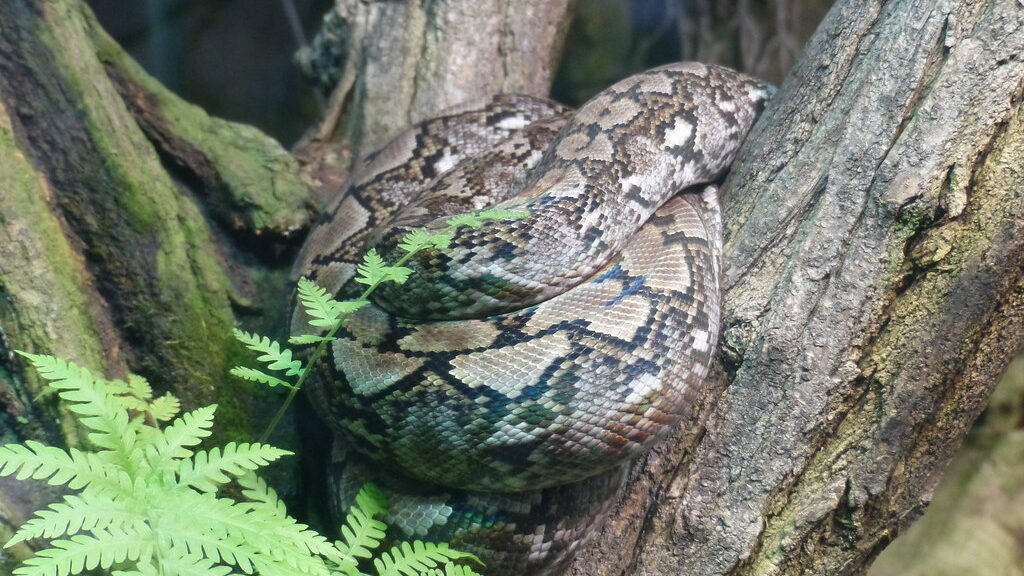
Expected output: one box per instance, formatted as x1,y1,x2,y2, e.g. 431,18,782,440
869,357,1024,575
296,0,576,205
567,0,1024,574
0,0,312,565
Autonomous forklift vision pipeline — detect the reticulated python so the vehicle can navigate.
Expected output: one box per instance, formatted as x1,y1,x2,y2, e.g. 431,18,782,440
292,63,771,576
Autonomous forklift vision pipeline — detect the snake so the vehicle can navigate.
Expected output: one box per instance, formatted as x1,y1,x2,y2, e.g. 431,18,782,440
291,63,771,576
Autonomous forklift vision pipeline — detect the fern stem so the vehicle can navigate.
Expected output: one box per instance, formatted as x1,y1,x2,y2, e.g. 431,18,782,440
260,386,300,443
258,250,420,443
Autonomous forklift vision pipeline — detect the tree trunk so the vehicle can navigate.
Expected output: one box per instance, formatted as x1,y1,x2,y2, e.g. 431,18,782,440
0,0,1021,575
0,0,312,564
567,0,1024,574
0,0,574,569
295,0,575,205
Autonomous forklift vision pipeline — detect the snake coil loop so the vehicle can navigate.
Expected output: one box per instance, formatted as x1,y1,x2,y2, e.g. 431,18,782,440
293,62,771,576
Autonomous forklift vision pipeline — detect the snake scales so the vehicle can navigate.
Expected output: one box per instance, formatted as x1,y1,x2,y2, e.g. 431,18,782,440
292,63,771,575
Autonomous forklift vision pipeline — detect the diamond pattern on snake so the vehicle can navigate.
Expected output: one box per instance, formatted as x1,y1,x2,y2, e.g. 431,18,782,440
292,62,772,576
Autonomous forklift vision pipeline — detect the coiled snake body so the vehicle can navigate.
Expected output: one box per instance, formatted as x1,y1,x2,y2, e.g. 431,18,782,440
293,63,770,575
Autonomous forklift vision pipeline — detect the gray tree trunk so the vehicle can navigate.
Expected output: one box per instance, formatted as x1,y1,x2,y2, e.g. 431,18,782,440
567,0,1024,574
295,0,576,205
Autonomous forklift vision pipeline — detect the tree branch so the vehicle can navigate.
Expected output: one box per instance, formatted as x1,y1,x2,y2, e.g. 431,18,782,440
569,0,1024,573
296,0,576,203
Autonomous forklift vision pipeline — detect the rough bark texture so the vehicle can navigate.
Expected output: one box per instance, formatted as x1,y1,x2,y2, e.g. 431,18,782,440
567,0,1024,574
870,357,1024,575
677,0,835,84
295,0,576,205
0,1,312,566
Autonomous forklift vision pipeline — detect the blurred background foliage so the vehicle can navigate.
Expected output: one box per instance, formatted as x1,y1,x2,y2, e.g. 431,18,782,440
86,0,1024,572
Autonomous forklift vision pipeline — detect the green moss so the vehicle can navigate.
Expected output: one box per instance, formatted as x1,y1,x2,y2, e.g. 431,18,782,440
0,103,101,448
86,7,311,236
2,0,286,445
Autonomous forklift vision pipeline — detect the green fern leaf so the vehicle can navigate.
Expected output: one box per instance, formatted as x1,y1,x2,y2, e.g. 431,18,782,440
426,565,484,576
176,442,291,492
236,474,345,563
355,249,388,287
0,441,132,498
142,550,234,576
12,526,153,576
335,484,387,562
295,277,366,329
162,493,330,576
126,374,153,401
445,208,529,231
353,251,412,287
147,393,181,422
296,277,340,328
475,208,529,222
143,405,216,475
443,214,485,229
233,330,304,377
7,493,144,547
398,229,451,253
105,383,151,413
16,353,143,473
237,473,287,518
373,541,479,576
287,335,336,346
164,530,261,575
382,265,413,285
229,367,297,390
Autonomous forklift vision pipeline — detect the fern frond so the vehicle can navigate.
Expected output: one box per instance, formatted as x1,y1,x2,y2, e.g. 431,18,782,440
443,215,484,229
0,441,132,498
12,526,152,576
126,374,153,401
175,442,291,492
105,383,151,413
183,481,343,568
426,565,485,576
372,541,479,576
287,335,336,346
7,493,144,547
147,393,181,422
143,405,216,476
475,208,529,222
355,250,411,287
145,549,234,576
295,277,367,329
355,249,387,286
161,496,329,576
398,229,453,253
237,473,287,518
232,330,304,377
106,373,157,415
229,367,297,390
236,474,346,566
335,484,387,561
445,208,529,230
164,530,261,575
17,353,143,474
